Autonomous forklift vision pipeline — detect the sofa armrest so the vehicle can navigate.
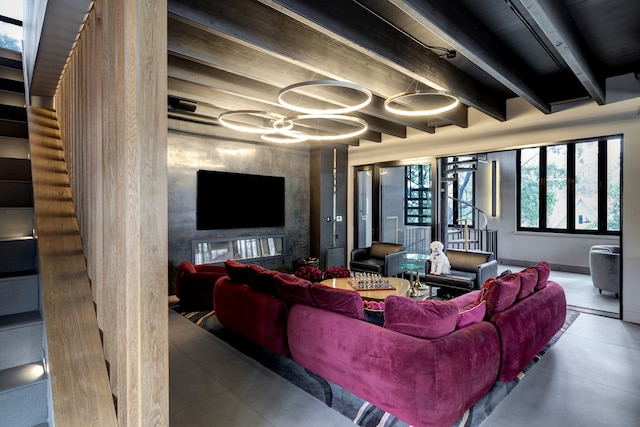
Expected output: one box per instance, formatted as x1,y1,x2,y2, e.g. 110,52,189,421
476,259,498,289
351,247,370,261
384,250,407,277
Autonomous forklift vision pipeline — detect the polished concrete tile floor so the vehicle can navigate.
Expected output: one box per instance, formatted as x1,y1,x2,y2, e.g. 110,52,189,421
169,308,640,427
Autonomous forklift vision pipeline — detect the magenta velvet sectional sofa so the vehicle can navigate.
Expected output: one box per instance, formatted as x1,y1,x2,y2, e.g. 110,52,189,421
212,260,566,427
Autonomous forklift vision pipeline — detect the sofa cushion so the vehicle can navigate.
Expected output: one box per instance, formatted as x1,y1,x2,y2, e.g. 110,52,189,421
457,300,487,329
369,242,403,259
477,273,521,318
273,272,314,305
349,258,385,274
225,260,250,283
535,262,550,291
424,271,477,289
247,264,279,295
310,283,365,320
517,267,538,300
445,250,493,273
383,295,458,339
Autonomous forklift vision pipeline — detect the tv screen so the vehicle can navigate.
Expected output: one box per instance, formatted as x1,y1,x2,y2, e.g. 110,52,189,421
197,170,285,229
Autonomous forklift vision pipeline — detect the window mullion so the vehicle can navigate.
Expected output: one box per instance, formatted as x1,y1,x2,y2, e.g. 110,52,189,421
598,139,608,232
539,147,547,230
567,144,576,231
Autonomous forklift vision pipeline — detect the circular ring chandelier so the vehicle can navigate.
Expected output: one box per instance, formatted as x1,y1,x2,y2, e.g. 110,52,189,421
384,90,459,116
272,114,368,141
218,110,291,134
278,80,373,115
261,132,308,144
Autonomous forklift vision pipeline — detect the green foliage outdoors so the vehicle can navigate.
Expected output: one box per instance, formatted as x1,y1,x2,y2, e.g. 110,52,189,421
0,32,20,51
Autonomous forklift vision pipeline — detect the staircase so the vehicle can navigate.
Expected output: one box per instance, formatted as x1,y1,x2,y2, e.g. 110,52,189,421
0,48,49,427
442,154,498,256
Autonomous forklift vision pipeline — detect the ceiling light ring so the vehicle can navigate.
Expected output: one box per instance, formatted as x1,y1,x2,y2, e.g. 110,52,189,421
218,110,291,134
278,80,373,114
272,114,368,141
384,90,459,116
261,132,308,144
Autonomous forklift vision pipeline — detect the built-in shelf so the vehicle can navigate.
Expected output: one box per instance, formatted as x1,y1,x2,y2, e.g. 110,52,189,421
193,235,284,265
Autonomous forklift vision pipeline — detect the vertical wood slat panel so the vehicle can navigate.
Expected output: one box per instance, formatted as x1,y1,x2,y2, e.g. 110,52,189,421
103,0,119,398
52,0,168,425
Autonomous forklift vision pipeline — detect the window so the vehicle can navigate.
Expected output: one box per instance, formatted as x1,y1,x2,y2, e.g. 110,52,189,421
446,156,475,228
404,164,432,226
0,2,23,52
517,136,621,234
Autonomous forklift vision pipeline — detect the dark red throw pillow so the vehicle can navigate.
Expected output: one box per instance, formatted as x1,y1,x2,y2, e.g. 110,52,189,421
479,273,521,318
273,272,314,305
534,262,550,291
383,296,458,339
517,266,538,300
309,283,364,320
247,264,279,295
224,260,250,284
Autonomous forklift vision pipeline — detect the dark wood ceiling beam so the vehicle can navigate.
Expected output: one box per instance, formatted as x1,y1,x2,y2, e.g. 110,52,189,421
512,0,605,105
253,0,505,120
389,0,552,114
167,0,486,123
169,54,438,133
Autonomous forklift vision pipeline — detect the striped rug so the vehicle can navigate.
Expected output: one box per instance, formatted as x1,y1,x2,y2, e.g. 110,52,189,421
176,306,579,427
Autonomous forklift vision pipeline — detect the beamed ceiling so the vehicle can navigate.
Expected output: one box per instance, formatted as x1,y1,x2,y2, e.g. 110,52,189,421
166,0,640,146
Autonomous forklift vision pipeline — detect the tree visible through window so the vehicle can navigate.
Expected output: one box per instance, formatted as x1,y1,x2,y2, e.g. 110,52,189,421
404,164,432,226
517,136,621,234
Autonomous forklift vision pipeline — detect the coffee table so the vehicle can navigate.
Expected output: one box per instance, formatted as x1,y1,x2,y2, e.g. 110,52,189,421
320,277,410,301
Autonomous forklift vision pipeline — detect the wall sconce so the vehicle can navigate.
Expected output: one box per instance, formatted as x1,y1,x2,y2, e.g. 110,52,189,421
491,160,498,217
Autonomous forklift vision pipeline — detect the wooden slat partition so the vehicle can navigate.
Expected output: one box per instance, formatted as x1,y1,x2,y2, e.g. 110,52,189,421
28,105,118,426
44,0,169,425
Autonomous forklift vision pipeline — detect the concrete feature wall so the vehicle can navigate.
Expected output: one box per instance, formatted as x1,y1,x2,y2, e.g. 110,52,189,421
168,124,310,270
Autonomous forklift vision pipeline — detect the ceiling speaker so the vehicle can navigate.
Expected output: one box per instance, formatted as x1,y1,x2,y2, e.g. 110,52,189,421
168,96,197,113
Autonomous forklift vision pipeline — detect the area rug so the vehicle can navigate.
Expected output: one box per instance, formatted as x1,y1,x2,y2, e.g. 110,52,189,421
176,305,579,427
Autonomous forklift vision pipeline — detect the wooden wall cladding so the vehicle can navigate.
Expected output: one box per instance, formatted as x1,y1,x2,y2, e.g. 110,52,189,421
51,0,169,425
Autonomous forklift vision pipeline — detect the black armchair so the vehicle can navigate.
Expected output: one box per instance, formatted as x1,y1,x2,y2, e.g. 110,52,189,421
350,242,406,277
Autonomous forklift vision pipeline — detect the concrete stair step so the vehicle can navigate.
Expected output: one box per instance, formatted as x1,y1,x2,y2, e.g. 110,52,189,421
0,273,39,317
0,118,28,139
0,311,43,371
0,238,38,274
0,78,24,95
0,56,21,71
0,158,32,181
0,208,34,239
0,90,27,108
0,182,33,207
0,64,23,82
0,137,29,159
0,363,48,427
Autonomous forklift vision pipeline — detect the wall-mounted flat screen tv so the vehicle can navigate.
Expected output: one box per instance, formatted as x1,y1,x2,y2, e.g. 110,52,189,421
197,170,285,229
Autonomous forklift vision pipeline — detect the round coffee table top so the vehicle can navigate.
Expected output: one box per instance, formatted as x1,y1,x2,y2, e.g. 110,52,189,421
320,276,410,301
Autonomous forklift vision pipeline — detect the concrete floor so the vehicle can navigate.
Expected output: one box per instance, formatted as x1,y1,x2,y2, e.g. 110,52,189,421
169,306,640,426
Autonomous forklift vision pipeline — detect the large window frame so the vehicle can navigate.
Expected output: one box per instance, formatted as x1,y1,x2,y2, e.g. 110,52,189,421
516,135,621,235
404,164,432,226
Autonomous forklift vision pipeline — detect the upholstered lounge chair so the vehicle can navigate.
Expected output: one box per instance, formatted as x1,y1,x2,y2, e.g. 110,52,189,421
350,242,406,277
589,245,620,298
175,260,226,311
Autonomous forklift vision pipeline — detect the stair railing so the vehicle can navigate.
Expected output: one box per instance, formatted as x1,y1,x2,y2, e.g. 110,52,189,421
447,196,498,257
